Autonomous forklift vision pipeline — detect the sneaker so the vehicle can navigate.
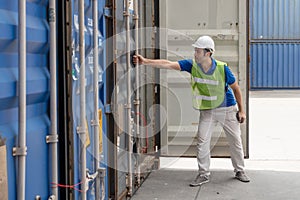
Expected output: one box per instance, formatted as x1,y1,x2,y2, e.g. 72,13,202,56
235,171,250,182
189,174,209,187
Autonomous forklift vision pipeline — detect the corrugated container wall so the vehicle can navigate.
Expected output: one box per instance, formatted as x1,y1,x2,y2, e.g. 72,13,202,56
0,1,50,199
0,0,108,199
250,0,300,89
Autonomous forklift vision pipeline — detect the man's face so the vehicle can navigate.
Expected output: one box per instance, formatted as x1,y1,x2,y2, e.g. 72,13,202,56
194,48,209,64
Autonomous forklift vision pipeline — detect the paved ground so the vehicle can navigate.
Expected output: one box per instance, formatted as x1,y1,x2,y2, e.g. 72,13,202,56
249,90,300,160
131,90,300,200
132,168,300,200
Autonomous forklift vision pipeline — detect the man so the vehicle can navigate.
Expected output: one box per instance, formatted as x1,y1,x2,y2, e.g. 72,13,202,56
133,35,250,186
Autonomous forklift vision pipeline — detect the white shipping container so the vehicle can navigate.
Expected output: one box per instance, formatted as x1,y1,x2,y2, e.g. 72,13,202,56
159,0,248,157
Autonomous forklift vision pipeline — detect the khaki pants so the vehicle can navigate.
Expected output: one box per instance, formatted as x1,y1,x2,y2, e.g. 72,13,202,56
197,105,245,176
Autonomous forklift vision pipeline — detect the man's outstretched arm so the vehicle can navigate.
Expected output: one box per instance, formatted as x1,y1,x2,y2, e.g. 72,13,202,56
133,54,181,70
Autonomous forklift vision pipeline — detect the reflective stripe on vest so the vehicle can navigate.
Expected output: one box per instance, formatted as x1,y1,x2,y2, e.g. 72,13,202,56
191,59,226,110
195,95,217,101
193,77,219,85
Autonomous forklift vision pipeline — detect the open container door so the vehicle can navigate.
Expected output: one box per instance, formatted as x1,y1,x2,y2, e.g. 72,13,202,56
159,0,249,158
106,0,160,199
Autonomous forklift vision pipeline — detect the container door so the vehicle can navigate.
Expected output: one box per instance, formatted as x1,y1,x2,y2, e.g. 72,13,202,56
69,0,107,199
0,1,51,199
250,0,300,89
159,0,249,157
106,0,159,199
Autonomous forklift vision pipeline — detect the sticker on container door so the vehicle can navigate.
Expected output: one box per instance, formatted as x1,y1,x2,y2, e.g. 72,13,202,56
85,118,91,147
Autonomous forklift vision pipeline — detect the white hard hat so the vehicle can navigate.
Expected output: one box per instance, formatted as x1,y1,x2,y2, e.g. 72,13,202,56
192,36,215,52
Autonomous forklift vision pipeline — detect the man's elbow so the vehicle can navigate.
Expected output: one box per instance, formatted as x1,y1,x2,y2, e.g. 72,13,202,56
231,82,241,93
170,62,180,70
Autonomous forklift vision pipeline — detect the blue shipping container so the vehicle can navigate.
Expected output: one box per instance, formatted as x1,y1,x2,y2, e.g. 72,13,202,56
0,0,107,199
0,1,50,199
250,0,300,40
250,0,300,89
250,43,300,88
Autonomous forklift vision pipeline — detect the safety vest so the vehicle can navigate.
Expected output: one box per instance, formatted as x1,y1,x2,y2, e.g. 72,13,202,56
191,59,226,110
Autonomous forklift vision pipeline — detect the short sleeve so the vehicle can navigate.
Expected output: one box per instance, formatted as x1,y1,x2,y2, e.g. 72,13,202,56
224,65,236,85
178,59,193,73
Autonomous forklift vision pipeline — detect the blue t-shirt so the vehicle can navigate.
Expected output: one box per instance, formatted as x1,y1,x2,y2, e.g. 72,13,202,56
178,58,236,107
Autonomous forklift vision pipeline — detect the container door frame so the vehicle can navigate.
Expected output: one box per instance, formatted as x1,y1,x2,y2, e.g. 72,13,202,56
159,0,249,158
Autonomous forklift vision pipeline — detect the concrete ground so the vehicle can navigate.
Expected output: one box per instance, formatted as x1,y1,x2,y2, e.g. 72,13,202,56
131,90,300,200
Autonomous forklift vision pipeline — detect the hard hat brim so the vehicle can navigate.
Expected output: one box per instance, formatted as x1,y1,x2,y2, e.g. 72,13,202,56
192,44,214,52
